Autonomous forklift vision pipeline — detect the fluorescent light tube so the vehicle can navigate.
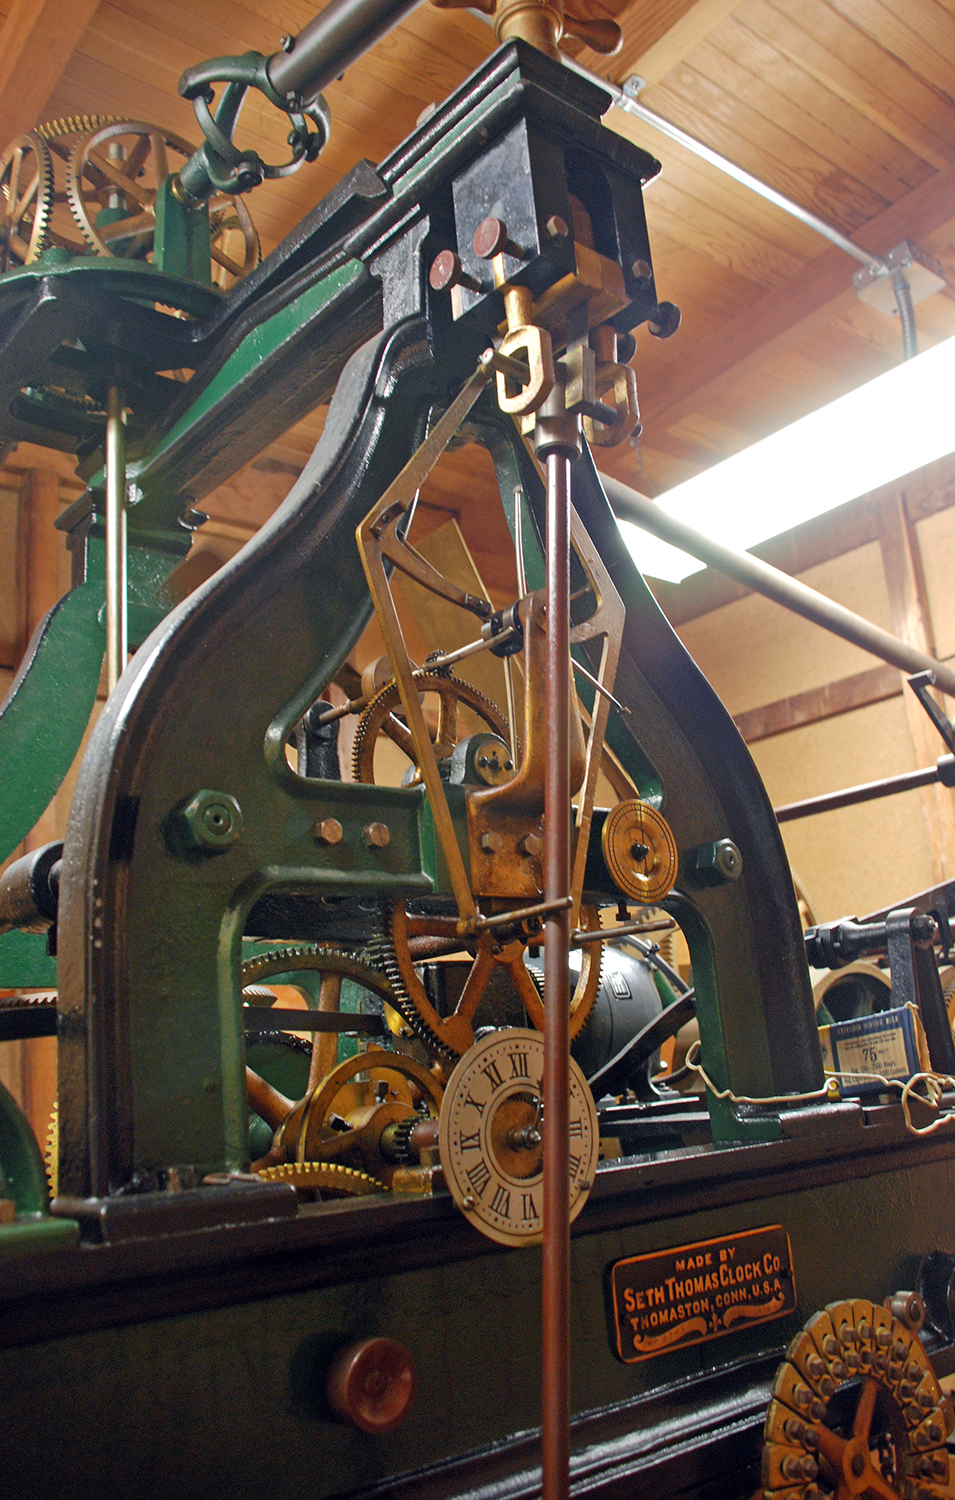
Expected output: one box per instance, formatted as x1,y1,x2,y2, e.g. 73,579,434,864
618,333,955,584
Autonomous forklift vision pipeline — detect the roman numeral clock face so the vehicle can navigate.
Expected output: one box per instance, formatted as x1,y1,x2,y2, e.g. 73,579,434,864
438,1028,599,1246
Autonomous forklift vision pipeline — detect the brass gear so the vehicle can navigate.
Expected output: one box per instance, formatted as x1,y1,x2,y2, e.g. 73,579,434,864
255,1161,387,1196
0,132,53,270
64,120,259,285
37,115,120,142
378,899,602,1059
241,944,394,1003
274,1046,443,1184
762,1296,954,1498
45,1101,58,1200
352,672,511,785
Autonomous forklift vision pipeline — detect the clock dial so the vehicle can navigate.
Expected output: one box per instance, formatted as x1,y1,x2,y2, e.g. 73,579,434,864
438,1028,599,1247
601,798,678,905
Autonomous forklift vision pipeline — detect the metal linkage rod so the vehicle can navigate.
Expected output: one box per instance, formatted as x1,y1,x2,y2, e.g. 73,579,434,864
775,754,955,823
267,0,424,104
562,57,886,275
105,385,128,695
603,475,955,699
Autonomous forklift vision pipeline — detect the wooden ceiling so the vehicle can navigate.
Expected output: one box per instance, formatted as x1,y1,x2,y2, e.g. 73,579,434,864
2,0,955,551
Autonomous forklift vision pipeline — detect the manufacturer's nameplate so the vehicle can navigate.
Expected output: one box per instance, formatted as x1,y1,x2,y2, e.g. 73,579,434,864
608,1225,795,1363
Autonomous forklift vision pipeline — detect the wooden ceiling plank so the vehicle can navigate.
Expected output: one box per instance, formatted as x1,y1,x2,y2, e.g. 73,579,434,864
828,0,955,102
603,0,742,88
646,68,890,231
707,19,934,201
636,159,955,444
0,0,102,144
638,131,824,255
643,178,808,288
760,0,955,153
737,0,955,169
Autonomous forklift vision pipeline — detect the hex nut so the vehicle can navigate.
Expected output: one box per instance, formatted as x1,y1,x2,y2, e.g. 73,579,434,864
362,822,391,849
519,833,542,858
173,790,243,853
480,831,504,854
314,817,344,846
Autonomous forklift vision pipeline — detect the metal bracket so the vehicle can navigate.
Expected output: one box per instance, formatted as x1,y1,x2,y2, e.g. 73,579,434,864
908,669,955,750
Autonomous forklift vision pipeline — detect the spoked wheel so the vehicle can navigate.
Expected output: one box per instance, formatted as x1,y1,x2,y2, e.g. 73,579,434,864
0,133,52,270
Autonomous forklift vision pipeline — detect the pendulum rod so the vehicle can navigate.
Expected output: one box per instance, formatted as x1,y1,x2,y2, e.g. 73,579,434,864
105,384,128,694
542,447,572,1500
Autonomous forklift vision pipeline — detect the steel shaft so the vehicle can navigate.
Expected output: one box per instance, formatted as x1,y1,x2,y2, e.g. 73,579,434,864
267,0,424,102
105,385,128,695
603,475,955,699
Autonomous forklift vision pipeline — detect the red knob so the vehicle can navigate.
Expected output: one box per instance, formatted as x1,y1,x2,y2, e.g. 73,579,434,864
326,1337,416,1434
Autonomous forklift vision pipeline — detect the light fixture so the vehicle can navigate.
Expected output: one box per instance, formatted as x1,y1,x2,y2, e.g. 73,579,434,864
617,332,955,584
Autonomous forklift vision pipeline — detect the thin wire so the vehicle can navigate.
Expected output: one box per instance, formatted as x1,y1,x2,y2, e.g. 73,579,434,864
684,1041,955,1137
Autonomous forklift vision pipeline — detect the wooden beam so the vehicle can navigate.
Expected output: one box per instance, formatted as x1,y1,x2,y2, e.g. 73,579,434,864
630,156,955,444
733,662,901,744
0,0,101,146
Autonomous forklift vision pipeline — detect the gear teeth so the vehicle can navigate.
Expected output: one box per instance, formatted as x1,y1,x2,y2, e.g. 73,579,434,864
0,132,53,268
352,672,512,783
256,1161,387,1196
45,1101,58,1200
36,115,120,142
240,943,394,1006
372,912,456,1061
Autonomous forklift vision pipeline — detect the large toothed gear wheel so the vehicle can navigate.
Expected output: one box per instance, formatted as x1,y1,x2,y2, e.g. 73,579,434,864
378,899,602,1060
255,1162,387,1197
762,1295,954,1499
65,120,259,285
241,944,395,1006
0,132,53,270
352,673,512,785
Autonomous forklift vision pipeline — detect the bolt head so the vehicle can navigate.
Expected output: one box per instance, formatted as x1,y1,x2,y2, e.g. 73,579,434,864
519,833,542,858
480,831,504,854
631,259,652,281
473,216,508,260
362,821,391,849
429,249,460,291
173,789,243,853
545,214,569,240
314,817,344,846
279,32,295,50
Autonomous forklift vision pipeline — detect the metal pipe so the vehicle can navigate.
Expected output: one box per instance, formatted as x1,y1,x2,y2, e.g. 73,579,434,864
561,56,887,275
603,474,955,699
542,448,572,1500
267,0,425,103
105,385,128,694
775,754,955,822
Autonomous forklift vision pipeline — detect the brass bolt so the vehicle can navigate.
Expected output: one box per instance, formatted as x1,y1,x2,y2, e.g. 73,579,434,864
314,817,343,846
519,833,542,858
362,822,391,849
480,831,504,854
